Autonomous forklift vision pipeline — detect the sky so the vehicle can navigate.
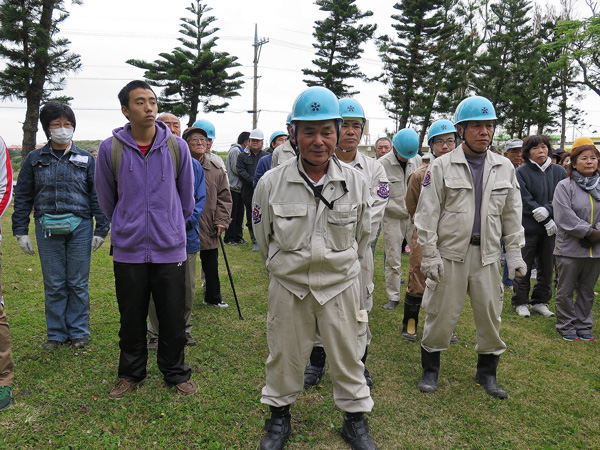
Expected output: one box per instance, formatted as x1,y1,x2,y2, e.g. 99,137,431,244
0,0,598,150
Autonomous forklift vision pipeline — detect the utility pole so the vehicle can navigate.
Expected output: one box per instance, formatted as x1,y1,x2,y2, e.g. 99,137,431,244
252,24,269,129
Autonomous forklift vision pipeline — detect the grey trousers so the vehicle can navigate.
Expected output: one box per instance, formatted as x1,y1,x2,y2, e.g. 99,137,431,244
555,256,600,336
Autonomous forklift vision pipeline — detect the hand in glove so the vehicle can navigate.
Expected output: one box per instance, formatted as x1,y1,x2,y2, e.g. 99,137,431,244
16,235,35,255
586,229,600,243
91,236,105,251
532,207,550,222
544,219,557,236
420,249,444,283
505,249,527,280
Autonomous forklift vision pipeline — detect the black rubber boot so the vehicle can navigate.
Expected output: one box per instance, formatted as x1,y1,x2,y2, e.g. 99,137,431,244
260,405,291,450
341,412,378,450
417,347,440,393
303,346,326,389
361,346,373,389
401,294,421,342
475,354,508,399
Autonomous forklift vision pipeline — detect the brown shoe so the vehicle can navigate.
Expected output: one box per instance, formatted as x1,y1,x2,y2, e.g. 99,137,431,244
175,380,196,396
109,378,139,399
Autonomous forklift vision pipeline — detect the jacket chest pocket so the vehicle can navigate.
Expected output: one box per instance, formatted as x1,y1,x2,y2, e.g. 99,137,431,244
444,177,471,212
326,205,358,251
32,160,53,186
388,178,405,200
489,180,512,215
272,203,309,251
67,159,89,186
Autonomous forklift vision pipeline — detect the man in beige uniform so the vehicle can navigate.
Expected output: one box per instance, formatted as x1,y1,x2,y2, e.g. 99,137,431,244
414,96,526,399
303,98,388,390
253,87,377,450
271,113,297,168
380,131,422,310
402,120,458,341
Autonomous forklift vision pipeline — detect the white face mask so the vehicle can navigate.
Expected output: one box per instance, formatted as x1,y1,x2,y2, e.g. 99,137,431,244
50,127,74,145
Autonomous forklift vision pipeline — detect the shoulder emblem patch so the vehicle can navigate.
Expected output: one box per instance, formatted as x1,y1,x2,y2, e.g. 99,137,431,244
422,171,431,188
252,203,262,225
376,184,390,199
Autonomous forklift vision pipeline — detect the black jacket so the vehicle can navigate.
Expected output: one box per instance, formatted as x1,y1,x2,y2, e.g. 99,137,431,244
516,159,566,234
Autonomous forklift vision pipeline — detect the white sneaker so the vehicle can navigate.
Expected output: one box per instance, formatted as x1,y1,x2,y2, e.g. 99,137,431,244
515,305,530,317
531,303,554,317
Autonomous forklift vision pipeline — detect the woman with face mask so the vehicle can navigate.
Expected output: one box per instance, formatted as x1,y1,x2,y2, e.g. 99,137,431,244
12,102,110,350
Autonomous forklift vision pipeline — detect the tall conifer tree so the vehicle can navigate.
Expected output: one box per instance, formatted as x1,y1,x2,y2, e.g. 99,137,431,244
303,0,376,97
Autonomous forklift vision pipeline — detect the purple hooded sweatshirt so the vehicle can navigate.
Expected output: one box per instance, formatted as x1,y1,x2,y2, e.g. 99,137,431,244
95,121,194,264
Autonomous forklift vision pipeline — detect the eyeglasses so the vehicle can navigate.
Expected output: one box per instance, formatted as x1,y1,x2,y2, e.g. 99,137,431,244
433,139,455,146
188,137,207,144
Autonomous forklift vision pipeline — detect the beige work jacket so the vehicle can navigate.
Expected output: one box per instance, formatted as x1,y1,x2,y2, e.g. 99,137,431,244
379,151,422,220
271,140,296,168
414,145,524,265
253,156,372,304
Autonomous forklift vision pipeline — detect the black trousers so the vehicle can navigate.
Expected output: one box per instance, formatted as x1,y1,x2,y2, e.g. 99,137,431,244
224,190,244,243
511,231,555,306
200,248,222,305
114,261,191,384
241,185,255,238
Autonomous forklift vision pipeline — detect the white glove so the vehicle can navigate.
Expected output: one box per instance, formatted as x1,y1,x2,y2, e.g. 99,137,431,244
16,235,35,255
505,249,527,280
544,219,557,236
92,236,105,251
0,234,2,247
532,207,550,223
420,249,444,283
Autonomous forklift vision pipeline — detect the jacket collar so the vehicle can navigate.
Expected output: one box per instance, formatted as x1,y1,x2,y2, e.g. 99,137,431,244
288,154,346,184
450,144,501,168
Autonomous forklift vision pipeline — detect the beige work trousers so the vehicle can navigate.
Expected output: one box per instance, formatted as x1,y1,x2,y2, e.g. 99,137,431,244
0,252,14,387
382,216,413,302
261,278,373,413
148,252,197,337
421,245,506,355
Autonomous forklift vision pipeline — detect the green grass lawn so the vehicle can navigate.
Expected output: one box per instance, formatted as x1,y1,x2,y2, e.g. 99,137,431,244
1,207,599,449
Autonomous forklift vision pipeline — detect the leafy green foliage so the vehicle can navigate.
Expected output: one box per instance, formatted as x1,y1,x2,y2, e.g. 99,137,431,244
0,0,81,155
303,0,377,97
127,0,243,127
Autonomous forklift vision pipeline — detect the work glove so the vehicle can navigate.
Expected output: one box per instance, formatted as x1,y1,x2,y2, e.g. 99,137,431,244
0,234,2,247
16,235,35,255
532,207,550,223
544,219,557,236
92,236,105,251
505,249,527,280
420,249,444,283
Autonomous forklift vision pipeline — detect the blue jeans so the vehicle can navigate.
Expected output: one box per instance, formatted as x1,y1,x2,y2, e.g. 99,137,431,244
35,217,93,342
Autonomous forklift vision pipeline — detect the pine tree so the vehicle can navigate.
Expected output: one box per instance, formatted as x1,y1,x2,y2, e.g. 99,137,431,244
474,0,540,137
0,0,82,156
127,1,244,126
302,0,376,97
377,0,457,135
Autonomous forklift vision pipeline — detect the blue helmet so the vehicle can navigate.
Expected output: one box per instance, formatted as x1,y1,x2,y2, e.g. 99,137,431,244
339,98,366,126
427,119,457,147
270,130,288,146
192,119,216,140
392,128,420,159
291,87,341,123
454,96,497,126
286,113,292,125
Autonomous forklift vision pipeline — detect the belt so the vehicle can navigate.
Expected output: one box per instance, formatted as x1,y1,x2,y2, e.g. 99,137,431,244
470,235,481,246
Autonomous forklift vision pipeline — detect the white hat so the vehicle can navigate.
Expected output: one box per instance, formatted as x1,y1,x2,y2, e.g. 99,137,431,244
504,138,523,153
249,129,264,140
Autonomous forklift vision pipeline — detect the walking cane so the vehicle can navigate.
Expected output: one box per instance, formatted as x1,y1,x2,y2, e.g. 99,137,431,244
219,235,244,320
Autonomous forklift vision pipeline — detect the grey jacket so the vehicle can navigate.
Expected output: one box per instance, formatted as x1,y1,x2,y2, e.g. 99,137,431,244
225,144,243,192
553,177,600,258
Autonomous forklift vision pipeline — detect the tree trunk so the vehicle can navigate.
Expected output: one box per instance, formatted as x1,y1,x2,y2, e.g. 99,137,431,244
21,0,55,156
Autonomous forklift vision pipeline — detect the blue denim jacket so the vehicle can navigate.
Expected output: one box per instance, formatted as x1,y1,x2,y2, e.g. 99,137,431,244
12,142,110,237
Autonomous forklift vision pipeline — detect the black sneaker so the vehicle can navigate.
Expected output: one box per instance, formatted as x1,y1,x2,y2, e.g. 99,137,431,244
147,337,158,350
185,333,197,346
236,238,249,245
72,337,89,349
43,340,63,350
